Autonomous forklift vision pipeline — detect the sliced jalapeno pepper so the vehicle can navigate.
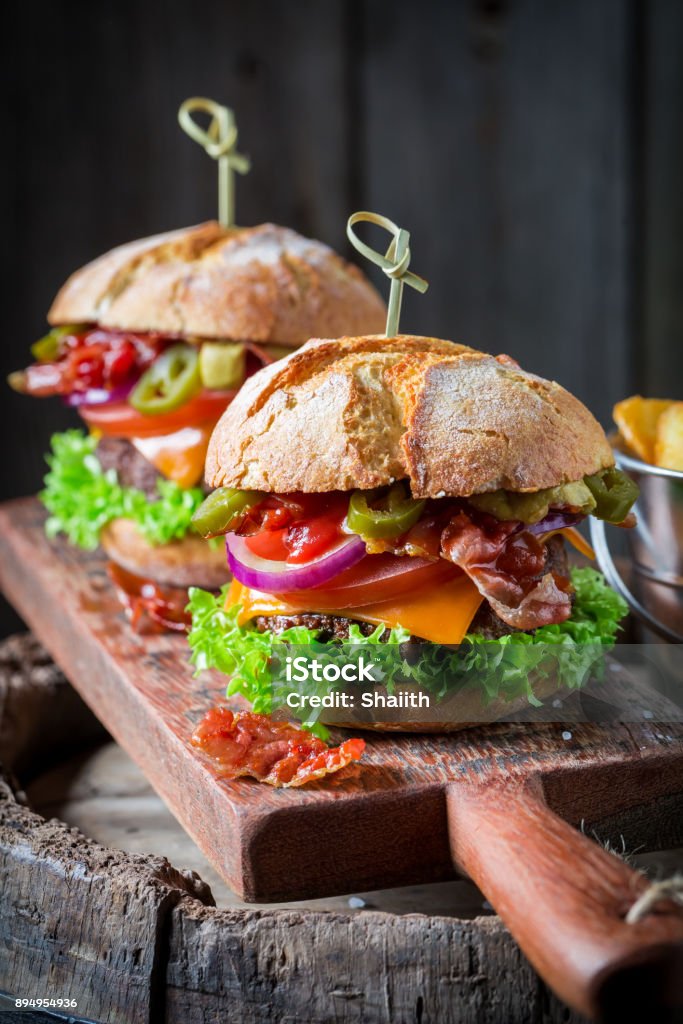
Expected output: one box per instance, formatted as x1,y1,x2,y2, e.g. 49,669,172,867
30,324,86,363
584,467,639,524
191,487,265,539
347,482,426,539
129,343,201,415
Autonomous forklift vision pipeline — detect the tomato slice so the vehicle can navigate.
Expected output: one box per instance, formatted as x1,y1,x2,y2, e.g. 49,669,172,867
283,516,345,564
244,517,343,564
245,527,290,561
242,494,349,565
278,554,461,609
80,389,236,437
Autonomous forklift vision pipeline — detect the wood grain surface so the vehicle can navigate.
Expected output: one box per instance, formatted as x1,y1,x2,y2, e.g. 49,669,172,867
1,498,683,1020
0,632,593,1024
24,740,491,918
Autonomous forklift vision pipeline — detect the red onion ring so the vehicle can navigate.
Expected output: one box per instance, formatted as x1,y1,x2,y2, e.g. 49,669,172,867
63,380,136,407
526,510,584,535
226,532,366,593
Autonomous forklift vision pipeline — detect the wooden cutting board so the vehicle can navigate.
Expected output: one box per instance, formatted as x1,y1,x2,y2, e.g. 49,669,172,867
1,497,683,1021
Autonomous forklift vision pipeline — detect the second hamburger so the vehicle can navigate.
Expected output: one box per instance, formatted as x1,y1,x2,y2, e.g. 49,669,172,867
188,336,636,725
10,223,385,628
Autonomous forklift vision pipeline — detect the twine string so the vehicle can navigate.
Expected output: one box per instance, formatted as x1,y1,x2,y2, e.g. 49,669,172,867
178,97,251,228
625,874,683,924
346,211,428,337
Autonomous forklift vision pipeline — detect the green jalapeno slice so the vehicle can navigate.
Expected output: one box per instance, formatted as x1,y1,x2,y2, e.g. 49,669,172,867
129,343,201,415
191,488,265,539
347,482,426,539
31,324,86,363
583,467,639,524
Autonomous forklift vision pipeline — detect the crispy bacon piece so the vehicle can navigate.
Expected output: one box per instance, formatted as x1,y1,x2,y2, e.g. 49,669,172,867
191,707,365,788
21,328,167,396
107,562,192,634
242,340,276,366
363,511,446,560
618,511,637,530
441,511,572,630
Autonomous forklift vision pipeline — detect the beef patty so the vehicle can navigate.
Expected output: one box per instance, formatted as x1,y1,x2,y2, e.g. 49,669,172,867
253,534,571,642
96,437,161,499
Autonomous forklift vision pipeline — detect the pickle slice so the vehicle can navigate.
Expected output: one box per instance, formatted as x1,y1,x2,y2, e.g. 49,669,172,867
199,342,246,390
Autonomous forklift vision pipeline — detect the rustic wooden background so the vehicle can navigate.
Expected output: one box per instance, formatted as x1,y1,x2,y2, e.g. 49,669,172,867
1,0,681,637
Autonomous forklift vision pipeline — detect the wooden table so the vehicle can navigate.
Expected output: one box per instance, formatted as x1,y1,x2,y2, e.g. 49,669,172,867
0,633,605,1024
1,499,683,1022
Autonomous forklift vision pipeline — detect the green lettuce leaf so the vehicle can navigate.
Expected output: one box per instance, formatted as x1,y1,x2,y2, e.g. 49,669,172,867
40,429,205,549
187,567,628,736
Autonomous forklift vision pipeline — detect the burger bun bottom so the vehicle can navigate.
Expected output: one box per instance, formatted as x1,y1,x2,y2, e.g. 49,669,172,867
100,517,229,590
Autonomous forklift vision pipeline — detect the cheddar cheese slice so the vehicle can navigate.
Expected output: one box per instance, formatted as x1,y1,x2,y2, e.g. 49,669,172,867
226,577,484,645
133,424,213,489
549,526,595,561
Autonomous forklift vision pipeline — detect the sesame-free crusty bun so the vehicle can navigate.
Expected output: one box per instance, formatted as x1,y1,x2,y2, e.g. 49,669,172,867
100,518,228,590
206,335,614,497
48,222,386,345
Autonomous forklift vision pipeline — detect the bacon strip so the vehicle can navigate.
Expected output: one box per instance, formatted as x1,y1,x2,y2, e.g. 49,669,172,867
441,511,572,630
191,707,365,788
107,562,192,634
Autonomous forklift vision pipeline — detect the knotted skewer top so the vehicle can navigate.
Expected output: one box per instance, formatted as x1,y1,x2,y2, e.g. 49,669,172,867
178,97,251,228
346,211,428,337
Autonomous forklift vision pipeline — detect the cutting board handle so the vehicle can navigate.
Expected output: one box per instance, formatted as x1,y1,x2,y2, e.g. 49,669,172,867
447,777,683,1022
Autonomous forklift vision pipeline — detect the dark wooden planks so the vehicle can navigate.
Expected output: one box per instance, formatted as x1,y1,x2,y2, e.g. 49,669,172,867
1,2,681,483
165,901,590,1024
3,0,673,504
0,0,352,506
0,778,212,1024
641,0,683,395
359,0,634,424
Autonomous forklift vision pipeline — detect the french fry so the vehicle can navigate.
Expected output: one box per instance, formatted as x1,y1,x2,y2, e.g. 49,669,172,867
613,396,673,463
655,403,683,471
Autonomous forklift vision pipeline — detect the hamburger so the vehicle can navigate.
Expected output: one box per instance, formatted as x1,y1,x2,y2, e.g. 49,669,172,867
188,335,636,728
9,223,385,629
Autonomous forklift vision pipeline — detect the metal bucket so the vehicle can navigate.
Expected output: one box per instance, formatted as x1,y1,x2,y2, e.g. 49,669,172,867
590,449,683,643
